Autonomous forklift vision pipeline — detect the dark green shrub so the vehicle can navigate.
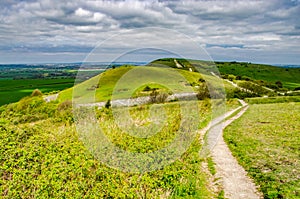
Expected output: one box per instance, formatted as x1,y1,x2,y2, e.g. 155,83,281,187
196,83,209,100
294,87,300,91
275,81,283,88
143,85,152,91
105,99,111,109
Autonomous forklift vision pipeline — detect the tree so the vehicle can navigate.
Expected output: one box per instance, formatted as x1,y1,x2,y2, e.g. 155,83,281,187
275,81,283,88
105,99,111,109
196,83,210,100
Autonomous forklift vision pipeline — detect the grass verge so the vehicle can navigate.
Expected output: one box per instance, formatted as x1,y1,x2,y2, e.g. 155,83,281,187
224,102,300,198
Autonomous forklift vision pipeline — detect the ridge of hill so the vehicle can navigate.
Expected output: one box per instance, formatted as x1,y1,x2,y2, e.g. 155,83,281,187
149,58,300,90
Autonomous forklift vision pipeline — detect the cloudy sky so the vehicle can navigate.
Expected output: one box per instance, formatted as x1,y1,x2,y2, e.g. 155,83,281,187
0,0,299,64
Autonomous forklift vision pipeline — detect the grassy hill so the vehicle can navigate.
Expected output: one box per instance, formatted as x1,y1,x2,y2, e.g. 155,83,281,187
216,61,300,90
149,58,300,90
1,58,299,198
58,65,237,103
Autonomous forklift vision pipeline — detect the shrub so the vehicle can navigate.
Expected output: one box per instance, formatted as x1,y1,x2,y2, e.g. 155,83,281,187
31,89,43,97
58,100,72,111
149,91,168,103
105,99,111,109
227,74,236,81
294,87,300,91
241,76,251,81
196,83,209,100
275,81,283,88
143,85,152,92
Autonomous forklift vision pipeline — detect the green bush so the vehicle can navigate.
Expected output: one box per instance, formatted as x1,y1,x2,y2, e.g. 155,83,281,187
196,83,209,100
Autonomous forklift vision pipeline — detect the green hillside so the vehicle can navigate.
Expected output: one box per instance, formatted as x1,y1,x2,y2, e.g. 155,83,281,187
0,92,241,198
1,58,299,198
58,65,235,103
149,58,300,90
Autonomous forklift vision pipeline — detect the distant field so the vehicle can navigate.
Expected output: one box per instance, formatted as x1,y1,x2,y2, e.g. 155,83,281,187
0,79,75,106
223,100,300,198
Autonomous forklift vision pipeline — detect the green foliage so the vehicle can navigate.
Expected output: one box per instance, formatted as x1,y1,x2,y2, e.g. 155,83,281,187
227,74,236,81
275,81,283,88
224,103,300,198
207,157,216,175
2,96,56,124
197,83,210,100
217,190,225,199
237,81,271,96
143,85,152,91
0,99,225,198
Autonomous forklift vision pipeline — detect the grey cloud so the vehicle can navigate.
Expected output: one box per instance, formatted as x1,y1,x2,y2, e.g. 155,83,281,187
0,0,299,64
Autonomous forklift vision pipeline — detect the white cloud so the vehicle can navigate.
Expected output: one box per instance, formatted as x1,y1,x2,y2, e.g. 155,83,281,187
0,0,299,64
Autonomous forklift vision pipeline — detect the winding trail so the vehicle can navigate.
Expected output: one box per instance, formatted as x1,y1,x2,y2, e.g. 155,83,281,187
203,100,262,199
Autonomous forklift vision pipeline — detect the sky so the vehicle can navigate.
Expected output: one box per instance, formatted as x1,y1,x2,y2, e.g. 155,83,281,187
0,0,299,64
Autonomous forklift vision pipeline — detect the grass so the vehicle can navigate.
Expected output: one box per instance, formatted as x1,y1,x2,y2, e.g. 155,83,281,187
245,96,300,104
58,65,234,104
0,78,75,106
0,96,212,198
0,90,240,198
150,58,300,90
216,62,300,90
223,102,300,198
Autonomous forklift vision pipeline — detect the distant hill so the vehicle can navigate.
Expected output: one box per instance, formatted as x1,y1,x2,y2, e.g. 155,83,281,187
149,58,300,90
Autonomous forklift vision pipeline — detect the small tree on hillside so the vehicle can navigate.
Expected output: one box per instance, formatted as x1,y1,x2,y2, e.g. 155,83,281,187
196,83,210,100
105,99,111,109
275,81,283,88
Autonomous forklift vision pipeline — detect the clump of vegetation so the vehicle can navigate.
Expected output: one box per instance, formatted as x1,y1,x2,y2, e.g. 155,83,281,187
149,90,169,103
31,89,43,97
57,100,72,111
142,85,152,92
105,99,111,109
196,83,210,100
207,157,216,175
